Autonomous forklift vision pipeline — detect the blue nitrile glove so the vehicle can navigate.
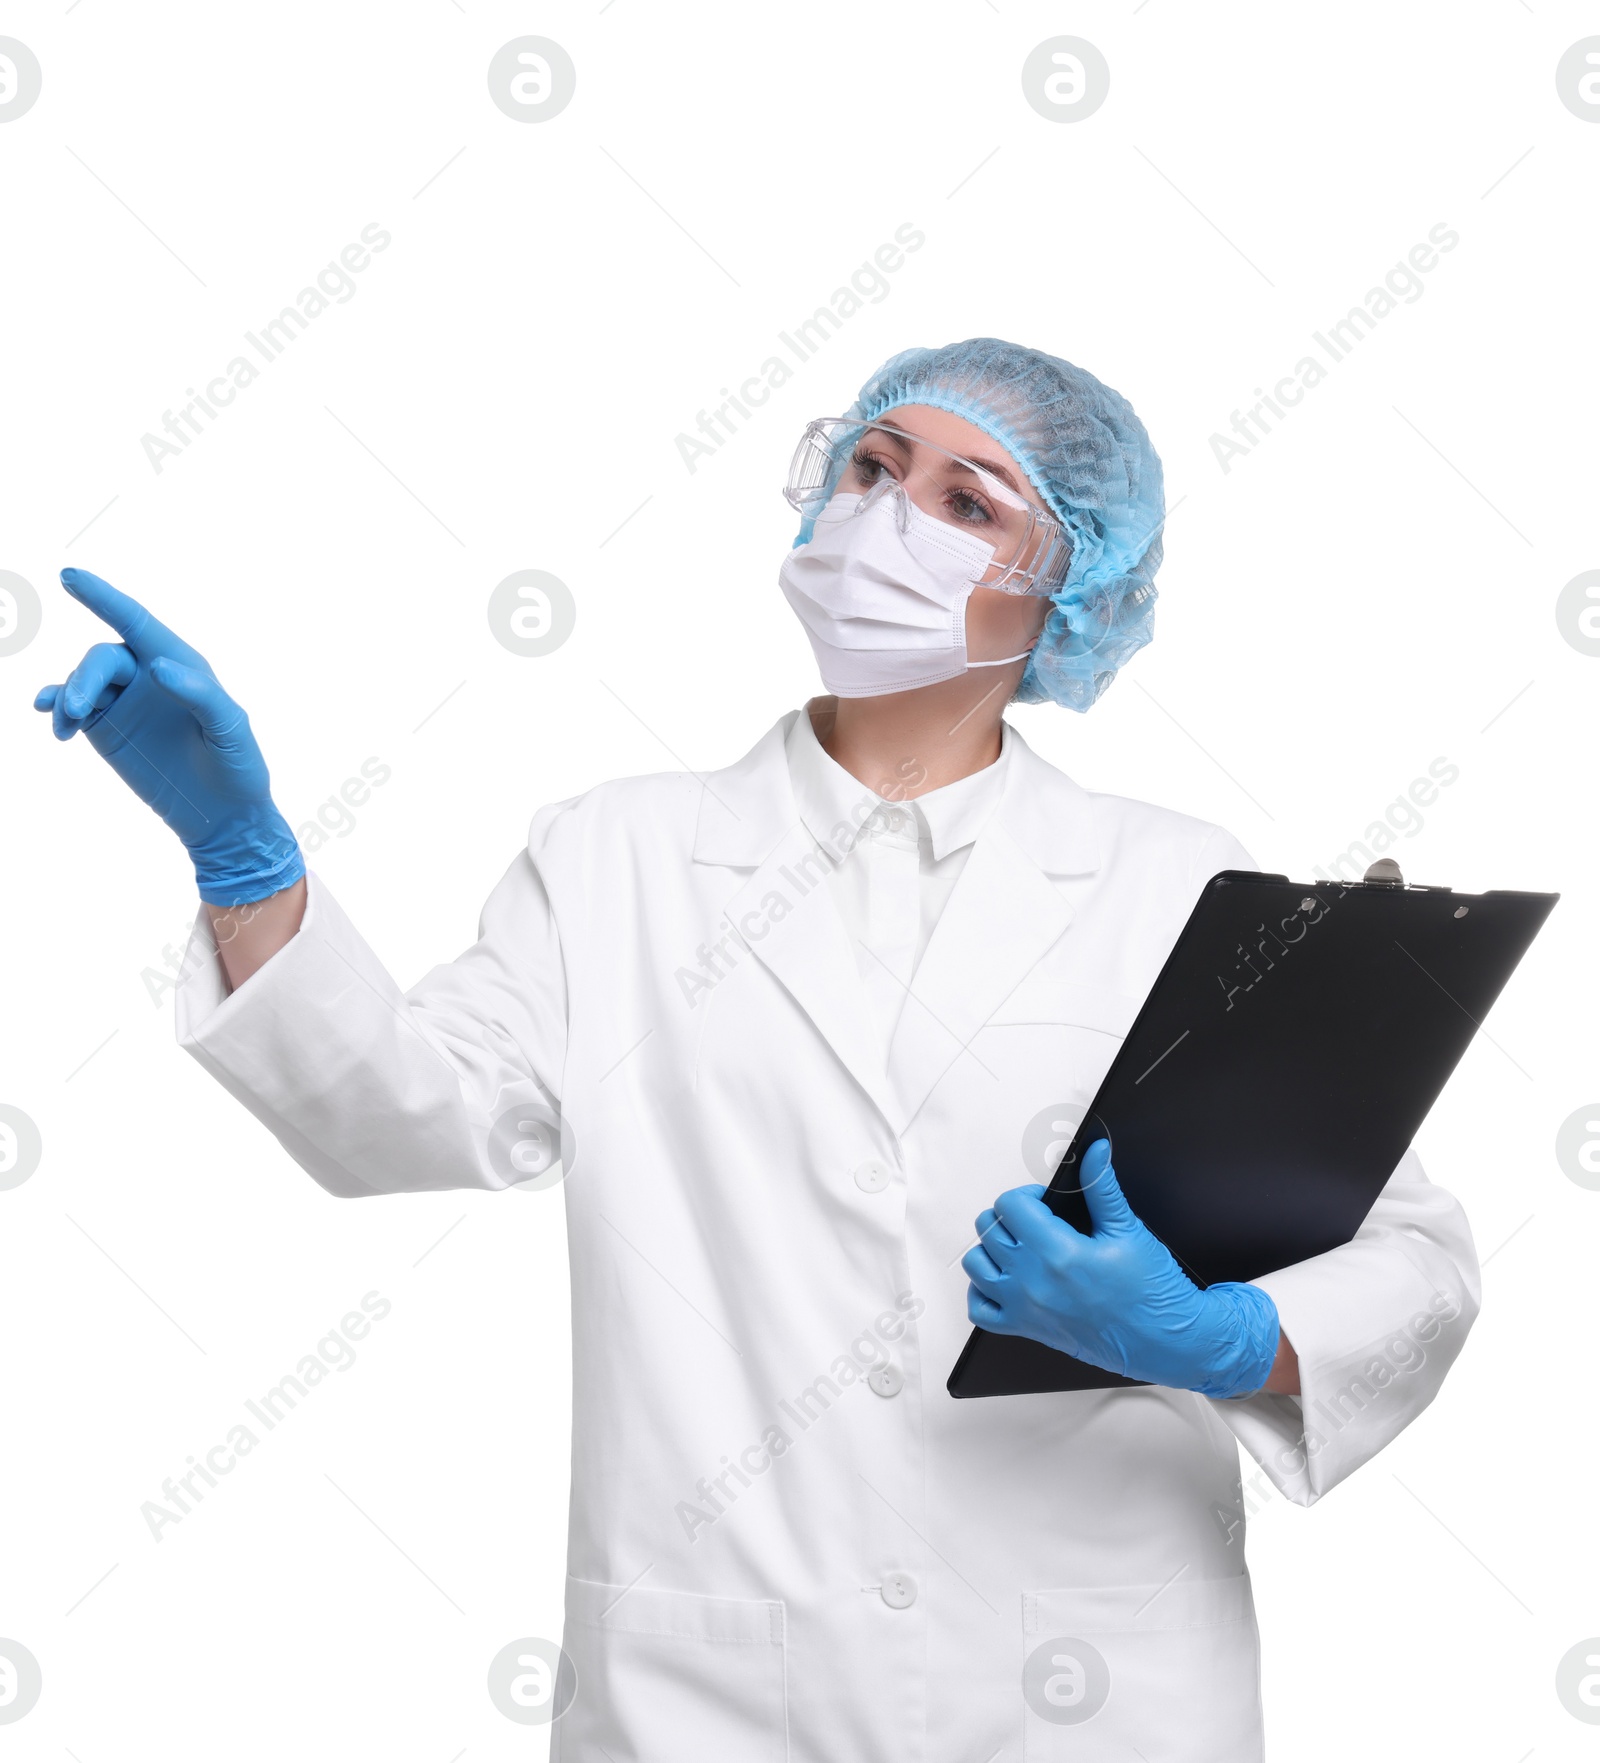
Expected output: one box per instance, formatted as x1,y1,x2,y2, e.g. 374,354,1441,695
963,1139,1281,1399
33,568,305,908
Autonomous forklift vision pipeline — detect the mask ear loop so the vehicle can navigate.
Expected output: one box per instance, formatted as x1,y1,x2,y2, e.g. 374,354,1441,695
965,582,1043,671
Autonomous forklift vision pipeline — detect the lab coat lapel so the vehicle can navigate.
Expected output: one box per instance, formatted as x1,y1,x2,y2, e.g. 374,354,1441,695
693,715,901,1131
724,841,901,1125
886,729,1101,1131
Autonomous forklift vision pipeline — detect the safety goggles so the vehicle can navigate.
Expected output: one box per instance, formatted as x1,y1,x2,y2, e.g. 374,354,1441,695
784,416,1071,597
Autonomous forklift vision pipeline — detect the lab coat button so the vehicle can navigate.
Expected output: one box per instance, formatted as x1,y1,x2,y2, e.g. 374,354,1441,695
853,1158,892,1193
868,1362,904,1397
881,1572,918,1609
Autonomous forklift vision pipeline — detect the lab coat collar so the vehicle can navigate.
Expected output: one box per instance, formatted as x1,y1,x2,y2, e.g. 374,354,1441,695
693,709,1100,879
915,737,1010,860
994,719,1101,878
783,705,892,867
691,709,1100,1136
783,702,1012,865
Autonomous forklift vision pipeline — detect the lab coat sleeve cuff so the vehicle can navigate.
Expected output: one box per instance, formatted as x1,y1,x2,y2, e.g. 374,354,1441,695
1210,1155,1480,1506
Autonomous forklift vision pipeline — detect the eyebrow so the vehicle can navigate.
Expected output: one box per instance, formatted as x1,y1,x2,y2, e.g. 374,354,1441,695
862,423,1025,497
953,453,1023,495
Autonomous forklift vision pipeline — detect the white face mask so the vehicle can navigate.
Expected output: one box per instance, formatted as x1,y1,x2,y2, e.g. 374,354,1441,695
779,487,1033,698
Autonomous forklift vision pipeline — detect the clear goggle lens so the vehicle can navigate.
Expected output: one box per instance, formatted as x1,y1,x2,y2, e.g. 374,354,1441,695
784,416,1070,597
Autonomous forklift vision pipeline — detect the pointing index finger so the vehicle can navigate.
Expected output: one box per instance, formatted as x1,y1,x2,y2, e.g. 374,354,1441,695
59,568,187,662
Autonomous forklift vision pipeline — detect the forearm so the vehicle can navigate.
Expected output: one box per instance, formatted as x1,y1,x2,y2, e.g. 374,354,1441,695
204,876,307,992
1261,1329,1300,1395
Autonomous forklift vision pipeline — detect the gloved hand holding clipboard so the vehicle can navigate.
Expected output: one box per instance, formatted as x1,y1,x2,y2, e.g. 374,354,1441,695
948,864,1558,1399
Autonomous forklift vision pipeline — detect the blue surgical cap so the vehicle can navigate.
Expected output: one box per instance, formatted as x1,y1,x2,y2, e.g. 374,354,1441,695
843,337,1165,711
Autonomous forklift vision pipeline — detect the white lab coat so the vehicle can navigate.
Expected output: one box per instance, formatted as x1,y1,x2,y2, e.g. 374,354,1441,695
175,710,1480,1762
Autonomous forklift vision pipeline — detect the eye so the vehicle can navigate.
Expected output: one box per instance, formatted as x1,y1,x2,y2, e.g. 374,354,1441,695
848,445,895,486
946,487,996,525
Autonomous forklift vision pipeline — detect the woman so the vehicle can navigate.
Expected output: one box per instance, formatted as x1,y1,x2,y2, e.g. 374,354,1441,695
37,338,1478,1760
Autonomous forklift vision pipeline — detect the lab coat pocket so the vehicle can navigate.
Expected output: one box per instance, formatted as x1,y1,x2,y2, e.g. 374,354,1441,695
978,981,1143,1155
1020,1575,1262,1763
555,1576,788,1762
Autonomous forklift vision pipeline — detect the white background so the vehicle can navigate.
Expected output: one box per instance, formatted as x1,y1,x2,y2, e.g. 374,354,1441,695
2,3,1596,1757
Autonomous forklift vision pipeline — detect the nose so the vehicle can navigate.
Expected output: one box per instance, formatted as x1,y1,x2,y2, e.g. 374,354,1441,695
894,469,951,527
854,475,913,530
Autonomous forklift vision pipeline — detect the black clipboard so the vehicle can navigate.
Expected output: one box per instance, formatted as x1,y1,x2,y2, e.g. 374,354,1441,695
947,868,1558,1399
